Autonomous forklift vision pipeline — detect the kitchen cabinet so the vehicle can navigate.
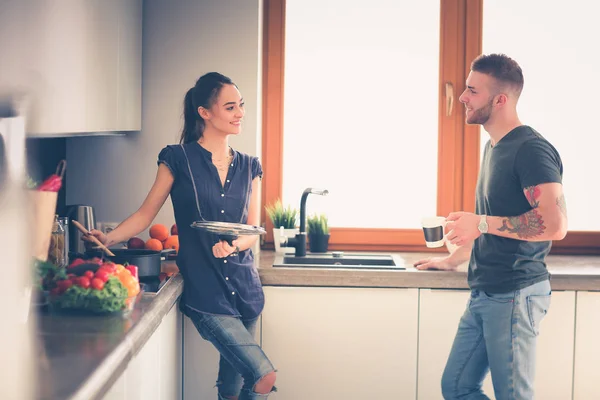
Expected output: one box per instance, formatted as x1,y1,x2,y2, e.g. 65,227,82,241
0,0,142,135
261,286,419,400
573,291,600,399
102,303,182,400
182,311,262,398
417,289,575,400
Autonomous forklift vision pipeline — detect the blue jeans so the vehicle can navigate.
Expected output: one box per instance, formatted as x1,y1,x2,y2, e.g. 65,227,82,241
441,279,551,400
188,311,277,400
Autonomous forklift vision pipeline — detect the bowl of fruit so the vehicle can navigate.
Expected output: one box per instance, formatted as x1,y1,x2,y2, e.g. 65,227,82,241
48,257,141,315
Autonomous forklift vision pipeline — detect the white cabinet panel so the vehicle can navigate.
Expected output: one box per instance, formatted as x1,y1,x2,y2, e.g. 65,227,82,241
261,286,419,400
0,0,141,135
573,291,600,400
418,289,575,400
102,304,182,400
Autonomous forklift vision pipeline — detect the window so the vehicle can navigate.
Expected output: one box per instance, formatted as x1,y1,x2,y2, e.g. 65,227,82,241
482,0,599,232
262,0,600,253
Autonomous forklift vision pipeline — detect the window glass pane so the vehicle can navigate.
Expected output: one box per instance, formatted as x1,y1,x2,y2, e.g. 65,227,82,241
282,0,440,229
482,1,599,230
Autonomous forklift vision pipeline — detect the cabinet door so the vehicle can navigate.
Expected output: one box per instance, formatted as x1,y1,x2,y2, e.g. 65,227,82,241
102,304,182,400
418,289,575,400
573,291,600,399
116,0,143,131
84,0,119,133
261,286,419,400
0,0,141,135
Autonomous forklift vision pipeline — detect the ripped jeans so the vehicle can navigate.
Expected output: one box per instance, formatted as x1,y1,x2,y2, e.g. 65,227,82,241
188,310,277,399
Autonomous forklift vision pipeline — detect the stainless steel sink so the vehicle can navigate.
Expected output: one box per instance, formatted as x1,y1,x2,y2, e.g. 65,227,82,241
273,252,406,270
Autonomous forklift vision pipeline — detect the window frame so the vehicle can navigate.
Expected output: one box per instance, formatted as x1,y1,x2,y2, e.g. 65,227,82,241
261,0,600,254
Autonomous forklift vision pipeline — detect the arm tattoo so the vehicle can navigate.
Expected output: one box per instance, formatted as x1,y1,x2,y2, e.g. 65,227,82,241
499,210,546,238
557,194,567,217
524,185,541,207
498,185,546,238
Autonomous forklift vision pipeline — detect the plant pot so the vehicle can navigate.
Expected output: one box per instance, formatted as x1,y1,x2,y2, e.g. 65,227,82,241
308,234,330,253
273,228,299,254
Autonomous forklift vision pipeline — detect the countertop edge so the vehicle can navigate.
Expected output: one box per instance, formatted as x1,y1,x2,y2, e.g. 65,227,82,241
68,275,184,400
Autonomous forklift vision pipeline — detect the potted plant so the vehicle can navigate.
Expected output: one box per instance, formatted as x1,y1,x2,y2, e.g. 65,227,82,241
307,213,330,253
265,199,299,253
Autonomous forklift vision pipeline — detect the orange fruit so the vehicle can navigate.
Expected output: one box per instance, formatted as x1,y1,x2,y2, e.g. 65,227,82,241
145,238,163,251
149,224,169,241
163,235,179,253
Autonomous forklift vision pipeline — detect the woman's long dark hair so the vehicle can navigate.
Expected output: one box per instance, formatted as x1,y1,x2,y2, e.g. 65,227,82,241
180,72,235,144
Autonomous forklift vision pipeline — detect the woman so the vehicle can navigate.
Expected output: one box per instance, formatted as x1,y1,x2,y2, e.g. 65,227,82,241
86,72,277,400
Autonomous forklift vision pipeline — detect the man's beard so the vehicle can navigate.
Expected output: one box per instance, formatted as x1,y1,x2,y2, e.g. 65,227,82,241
467,97,494,125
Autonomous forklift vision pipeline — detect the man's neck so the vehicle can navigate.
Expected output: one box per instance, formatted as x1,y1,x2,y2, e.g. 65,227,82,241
484,116,522,146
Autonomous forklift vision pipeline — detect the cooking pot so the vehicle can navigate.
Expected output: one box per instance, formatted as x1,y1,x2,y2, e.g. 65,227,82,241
85,248,162,278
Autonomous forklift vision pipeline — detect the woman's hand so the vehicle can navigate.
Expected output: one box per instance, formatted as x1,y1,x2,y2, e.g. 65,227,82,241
82,229,109,249
212,240,239,258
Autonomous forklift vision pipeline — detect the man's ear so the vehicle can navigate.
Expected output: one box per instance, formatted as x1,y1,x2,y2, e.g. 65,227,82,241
198,106,211,120
495,93,508,106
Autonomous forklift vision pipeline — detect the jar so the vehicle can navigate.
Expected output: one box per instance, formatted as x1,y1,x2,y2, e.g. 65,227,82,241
47,215,67,266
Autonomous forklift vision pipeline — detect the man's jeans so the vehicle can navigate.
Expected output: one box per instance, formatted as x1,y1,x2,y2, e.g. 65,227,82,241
441,279,551,400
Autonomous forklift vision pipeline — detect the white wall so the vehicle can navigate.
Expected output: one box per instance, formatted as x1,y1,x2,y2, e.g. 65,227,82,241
66,0,263,238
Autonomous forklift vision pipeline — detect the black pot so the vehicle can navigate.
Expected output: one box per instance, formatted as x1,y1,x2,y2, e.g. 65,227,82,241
85,249,162,278
308,234,330,253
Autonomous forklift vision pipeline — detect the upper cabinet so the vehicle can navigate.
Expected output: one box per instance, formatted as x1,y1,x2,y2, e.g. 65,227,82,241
0,0,142,136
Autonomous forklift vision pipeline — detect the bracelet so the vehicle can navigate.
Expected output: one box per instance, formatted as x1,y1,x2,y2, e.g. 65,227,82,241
230,245,241,257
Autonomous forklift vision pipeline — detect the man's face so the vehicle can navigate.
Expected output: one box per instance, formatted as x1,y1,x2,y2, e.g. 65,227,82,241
459,71,495,125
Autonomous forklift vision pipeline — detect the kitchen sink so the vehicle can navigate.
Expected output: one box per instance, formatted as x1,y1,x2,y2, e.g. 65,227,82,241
273,252,406,270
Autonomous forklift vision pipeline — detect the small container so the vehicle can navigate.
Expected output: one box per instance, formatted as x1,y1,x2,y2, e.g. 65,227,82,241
47,215,67,266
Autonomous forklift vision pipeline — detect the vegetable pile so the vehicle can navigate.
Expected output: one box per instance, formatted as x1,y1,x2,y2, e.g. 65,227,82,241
44,257,141,314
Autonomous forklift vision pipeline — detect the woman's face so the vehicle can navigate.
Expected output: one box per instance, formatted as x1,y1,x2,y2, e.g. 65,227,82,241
201,84,245,136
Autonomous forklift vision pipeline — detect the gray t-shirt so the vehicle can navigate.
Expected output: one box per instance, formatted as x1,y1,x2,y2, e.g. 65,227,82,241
468,125,563,293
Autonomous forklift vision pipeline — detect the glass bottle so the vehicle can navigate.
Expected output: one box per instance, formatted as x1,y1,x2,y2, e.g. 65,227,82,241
48,215,66,266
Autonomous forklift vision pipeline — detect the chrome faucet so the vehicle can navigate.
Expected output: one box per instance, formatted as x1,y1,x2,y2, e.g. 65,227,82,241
280,187,328,257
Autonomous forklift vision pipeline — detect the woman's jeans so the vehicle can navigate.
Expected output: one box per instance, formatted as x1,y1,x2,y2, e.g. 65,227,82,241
188,310,276,400
441,279,551,400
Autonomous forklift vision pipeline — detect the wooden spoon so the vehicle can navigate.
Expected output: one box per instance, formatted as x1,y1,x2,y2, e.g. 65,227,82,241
71,219,115,257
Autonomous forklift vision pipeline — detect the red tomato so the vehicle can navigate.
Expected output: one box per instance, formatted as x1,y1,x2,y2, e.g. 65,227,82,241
95,269,110,283
97,266,114,276
77,276,91,289
84,270,95,279
57,279,73,292
91,278,105,290
68,258,85,269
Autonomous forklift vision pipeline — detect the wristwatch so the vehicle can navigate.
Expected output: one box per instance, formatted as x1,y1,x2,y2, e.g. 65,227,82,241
477,215,489,234
230,245,241,257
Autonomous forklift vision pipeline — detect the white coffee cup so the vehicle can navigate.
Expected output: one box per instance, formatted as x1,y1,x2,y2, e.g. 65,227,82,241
421,216,446,248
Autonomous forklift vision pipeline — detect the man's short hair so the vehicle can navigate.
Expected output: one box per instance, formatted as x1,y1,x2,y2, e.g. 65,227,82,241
471,54,524,98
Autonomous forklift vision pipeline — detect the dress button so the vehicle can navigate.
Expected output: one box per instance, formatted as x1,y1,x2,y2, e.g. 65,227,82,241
231,291,235,295
230,163,233,167
226,277,229,280
224,260,227,264
221,210,225,213
221,193,225,197
226,179,230,183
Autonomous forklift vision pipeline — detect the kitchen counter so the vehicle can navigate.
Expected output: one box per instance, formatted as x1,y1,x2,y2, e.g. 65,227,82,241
257,251,600,291
35,270,183,400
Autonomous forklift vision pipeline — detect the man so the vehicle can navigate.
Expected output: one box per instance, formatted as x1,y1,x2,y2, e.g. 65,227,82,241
415,54,568,399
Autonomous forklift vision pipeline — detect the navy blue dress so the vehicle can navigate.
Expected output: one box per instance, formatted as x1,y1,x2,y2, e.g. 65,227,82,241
158,142,264,320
